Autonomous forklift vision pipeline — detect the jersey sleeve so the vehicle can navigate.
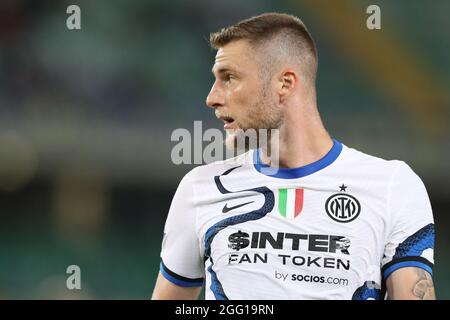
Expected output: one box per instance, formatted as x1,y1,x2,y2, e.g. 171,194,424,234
159,168,204,287
381,161,435,281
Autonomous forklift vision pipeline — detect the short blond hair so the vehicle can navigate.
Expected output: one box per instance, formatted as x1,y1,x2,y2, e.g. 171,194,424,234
209,13,318,85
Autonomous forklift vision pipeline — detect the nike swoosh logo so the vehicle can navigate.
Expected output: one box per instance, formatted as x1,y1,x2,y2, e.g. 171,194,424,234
222,201,254,213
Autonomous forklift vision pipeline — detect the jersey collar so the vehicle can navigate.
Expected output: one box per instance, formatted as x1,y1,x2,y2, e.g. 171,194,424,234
253,139,343,179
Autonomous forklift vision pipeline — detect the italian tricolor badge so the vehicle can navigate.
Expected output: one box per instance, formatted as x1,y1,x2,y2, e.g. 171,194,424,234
278,188,304,219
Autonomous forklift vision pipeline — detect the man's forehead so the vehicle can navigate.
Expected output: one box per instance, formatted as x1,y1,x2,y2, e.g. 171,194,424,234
212,40,255,72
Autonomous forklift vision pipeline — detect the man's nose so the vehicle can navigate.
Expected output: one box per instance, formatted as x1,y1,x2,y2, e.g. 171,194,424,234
206,82,224,109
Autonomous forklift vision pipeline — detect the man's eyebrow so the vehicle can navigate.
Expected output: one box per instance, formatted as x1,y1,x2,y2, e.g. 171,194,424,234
211,66,235,75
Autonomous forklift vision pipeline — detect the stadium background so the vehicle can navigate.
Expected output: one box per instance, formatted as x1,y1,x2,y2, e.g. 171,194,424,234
0,0,449,299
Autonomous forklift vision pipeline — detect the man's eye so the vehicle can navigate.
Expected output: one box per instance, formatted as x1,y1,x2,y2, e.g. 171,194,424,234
225,74,235,83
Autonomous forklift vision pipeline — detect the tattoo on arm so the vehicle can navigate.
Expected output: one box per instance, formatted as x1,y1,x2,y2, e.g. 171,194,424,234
412,269,435,300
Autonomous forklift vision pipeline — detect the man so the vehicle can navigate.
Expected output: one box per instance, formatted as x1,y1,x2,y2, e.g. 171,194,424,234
152,13,435,300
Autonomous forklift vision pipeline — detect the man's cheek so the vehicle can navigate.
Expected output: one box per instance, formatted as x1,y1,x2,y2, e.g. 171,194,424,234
231,84,252,105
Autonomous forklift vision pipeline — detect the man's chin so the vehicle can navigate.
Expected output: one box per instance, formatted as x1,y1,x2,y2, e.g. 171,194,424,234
224,131,238,152
224,128,258,154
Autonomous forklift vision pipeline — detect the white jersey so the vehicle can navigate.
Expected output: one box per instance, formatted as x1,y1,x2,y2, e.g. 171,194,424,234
159,139,434,300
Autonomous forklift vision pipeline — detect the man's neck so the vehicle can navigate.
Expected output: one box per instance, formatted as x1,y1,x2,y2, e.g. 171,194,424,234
259,114,333,169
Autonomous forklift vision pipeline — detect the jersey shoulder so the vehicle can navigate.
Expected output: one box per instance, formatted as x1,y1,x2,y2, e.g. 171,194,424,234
340,144,415,178
185,151,253,181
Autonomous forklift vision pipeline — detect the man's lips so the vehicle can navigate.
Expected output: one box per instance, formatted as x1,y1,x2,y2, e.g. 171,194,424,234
217,115,237,129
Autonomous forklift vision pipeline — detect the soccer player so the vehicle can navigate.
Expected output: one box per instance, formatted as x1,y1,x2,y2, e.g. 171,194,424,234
152,13,435,300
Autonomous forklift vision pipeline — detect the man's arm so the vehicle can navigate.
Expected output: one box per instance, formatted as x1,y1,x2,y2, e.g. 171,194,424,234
154,168,204,300
151,272,203,300
386,267,436,300
382,163,435,300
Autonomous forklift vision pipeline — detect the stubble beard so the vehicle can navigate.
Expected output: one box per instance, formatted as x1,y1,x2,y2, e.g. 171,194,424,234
225,89,283,154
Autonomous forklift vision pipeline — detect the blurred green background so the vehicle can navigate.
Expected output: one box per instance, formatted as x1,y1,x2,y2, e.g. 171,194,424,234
0,0,449,299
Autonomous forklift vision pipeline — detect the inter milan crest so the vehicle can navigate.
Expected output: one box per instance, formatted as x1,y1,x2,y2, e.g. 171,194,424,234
278,188,304,220
325,185,361,223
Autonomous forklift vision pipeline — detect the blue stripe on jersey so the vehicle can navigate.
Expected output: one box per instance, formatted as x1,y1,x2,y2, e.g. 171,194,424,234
383,260,433,280
352,281,382,300
204,184,275,257
393,223,434,259
253,138,343,179
159,262,204,287
207,261,228,300
204,166,275,299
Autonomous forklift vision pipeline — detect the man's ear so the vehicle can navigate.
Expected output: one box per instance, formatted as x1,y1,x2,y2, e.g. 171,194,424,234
278,69,297,102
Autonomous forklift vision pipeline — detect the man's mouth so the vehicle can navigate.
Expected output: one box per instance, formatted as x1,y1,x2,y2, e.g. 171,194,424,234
218,115,237,129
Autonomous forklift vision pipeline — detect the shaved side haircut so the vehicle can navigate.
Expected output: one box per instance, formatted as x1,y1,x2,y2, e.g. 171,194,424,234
209,12,318,90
